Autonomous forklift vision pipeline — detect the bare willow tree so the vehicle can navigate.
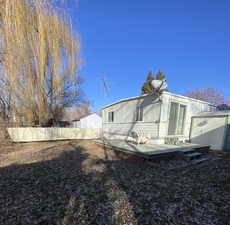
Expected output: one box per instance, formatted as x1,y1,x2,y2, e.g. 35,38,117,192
0,0,81,126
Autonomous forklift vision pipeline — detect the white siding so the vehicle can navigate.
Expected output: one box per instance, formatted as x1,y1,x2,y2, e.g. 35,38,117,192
190,116,228,150
72,114,102,129
80,114,102,129
72,121,81,128
103,94,161,139
103,122,160,139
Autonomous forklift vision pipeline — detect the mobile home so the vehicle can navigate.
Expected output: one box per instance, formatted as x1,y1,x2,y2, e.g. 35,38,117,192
102,92,216,144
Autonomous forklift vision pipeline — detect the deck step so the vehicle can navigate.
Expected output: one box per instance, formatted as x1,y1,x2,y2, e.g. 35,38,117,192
185,152,202,159
191,157,209,164
192,145,211,153
179,148,196,153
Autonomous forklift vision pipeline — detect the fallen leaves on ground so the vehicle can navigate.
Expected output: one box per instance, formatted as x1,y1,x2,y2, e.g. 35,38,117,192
0,141,229,225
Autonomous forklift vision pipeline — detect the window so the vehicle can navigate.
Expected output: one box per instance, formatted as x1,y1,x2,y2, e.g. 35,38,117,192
136,106,143,121
108,111,114,122
168,102,186,135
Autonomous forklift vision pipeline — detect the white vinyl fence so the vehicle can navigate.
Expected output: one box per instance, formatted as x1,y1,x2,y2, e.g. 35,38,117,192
7,128,101,142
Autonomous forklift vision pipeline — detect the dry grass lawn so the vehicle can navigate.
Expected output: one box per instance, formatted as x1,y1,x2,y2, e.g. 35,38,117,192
0,140,230,225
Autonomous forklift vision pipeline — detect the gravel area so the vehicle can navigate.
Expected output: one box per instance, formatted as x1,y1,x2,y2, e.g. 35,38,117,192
0,140,229,225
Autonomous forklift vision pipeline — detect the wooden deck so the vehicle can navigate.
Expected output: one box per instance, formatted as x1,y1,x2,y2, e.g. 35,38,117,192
95,140,210,159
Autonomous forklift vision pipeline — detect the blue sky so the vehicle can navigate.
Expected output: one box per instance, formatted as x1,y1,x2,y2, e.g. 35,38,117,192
69,0,230,111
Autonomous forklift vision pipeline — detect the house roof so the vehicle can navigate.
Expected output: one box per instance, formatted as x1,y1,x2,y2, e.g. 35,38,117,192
194,110,230,117
102,91,216,109
72,113,101,121
72,114,89,121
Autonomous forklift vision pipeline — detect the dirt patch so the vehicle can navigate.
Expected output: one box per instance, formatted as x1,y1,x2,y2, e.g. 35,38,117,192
0,140,229,225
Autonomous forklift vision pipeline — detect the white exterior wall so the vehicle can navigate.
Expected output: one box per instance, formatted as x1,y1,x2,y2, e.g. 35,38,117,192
103,94,162,142
80,114,102,129
72,121,81,128
190,112,230,150
190,116,228,150
159,92,216,141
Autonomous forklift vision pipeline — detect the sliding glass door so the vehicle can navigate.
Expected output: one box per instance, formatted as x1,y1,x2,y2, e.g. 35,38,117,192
168,102,186,135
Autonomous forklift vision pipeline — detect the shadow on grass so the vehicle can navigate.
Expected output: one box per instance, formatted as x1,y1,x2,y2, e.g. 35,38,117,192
0,141,230,225
0,141,142,225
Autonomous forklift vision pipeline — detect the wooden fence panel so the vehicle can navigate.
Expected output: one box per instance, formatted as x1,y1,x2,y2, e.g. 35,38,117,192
7,128,101,142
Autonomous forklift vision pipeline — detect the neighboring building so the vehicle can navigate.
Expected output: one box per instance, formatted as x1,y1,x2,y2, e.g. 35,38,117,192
102,92,216,144
72,113,102,129
190,111,230,151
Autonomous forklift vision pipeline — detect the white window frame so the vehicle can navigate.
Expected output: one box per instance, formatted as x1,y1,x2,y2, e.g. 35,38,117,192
136,106,143,122
168,102,187,135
